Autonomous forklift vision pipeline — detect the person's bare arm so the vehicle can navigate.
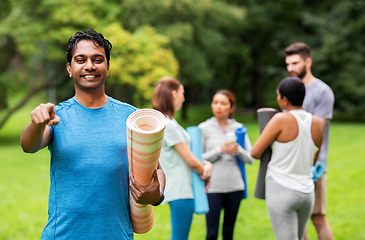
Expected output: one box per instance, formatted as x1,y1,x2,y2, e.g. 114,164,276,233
319,118,328,129
311,115,325,164
251,113,284,159
20,103,60,153
156,163,165,193
311,116,324,148
174,142,212,180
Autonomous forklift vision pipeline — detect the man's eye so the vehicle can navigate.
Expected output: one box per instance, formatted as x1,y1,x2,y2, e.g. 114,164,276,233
76,59,84,63
94,59,103,63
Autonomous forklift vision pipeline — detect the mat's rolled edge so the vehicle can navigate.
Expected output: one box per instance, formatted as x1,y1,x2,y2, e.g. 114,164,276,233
127,108,166,134
127,108,166,233
257,108,278,133
186,126,210,214
130,200,154,234
254,108,278,200
235,126,248,199
127,108,165,185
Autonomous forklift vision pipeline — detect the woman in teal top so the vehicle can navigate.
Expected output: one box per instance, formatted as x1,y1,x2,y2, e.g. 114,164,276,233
152,76,212,240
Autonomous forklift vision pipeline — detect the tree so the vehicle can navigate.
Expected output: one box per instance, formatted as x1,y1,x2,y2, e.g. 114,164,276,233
302,0,365,117
117,0,316,109
119,0,248,116
1,0,365,129
0,0,178,130
103,23,179,106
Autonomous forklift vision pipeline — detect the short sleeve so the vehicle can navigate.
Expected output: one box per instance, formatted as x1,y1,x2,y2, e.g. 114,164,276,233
303,80,334,120
312,88,334,120
164,119,187,148
244,134,252,152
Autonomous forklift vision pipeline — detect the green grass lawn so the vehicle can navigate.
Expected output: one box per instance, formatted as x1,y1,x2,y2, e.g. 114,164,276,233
1,100,365,239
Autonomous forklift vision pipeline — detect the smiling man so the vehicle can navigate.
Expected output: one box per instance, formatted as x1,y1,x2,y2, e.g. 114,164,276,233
285,42,334,240
20,29,165,240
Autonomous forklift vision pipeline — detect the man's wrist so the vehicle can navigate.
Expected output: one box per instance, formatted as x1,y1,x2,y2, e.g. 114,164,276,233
151,192,164,206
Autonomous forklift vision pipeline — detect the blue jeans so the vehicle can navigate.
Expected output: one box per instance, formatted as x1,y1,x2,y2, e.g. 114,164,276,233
169,199,194,240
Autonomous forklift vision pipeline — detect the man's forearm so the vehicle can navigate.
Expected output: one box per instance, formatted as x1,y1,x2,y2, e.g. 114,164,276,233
20,122,48,153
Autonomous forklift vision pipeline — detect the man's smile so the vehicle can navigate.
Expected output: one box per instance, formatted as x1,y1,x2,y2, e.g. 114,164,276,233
82,74,99,80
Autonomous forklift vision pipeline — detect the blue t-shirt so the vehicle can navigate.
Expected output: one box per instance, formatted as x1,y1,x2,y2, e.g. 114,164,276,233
41,97,136,240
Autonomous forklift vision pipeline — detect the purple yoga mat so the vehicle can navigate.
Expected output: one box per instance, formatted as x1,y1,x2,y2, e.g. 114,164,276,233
253,108,279,200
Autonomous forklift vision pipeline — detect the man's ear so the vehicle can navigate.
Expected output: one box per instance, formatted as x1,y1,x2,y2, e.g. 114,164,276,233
66,63,72,78
305,57,312,68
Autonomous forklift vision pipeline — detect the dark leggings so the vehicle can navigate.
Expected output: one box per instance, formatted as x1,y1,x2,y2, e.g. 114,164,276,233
205,191,243,240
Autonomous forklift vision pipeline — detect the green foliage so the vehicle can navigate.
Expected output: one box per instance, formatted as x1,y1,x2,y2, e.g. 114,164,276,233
120,0,247,100
0,0,179,128
303,0,365,115
103,23,179,107
1,0,365,129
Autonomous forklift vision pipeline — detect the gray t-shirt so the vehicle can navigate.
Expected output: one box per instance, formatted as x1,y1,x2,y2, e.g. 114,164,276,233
303,79,334,172
199,117,254,193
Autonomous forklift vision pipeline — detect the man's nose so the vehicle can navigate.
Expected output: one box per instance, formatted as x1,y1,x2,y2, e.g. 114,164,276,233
84,59,95,70
287,64,293,72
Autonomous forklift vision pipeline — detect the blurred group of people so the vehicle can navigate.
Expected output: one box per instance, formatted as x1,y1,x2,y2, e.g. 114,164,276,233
21,29,334,240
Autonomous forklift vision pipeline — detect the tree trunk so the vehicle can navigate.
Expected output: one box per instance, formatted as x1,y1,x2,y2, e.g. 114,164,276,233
230,58,242,98
0,78,69,130
251,50,264,109
0,86,7,110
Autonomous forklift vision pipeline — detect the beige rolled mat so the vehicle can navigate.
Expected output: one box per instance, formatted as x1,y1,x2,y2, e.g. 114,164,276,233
127,109,166,234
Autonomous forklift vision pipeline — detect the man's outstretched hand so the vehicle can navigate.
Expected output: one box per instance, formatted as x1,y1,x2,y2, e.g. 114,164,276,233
31,102,60,127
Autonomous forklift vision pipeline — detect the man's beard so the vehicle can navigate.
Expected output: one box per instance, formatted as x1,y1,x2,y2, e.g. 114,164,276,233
290,67,307,79
297,67,306,79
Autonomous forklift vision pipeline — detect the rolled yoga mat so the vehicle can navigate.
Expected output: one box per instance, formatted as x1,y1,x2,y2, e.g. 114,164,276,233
253,108,279,200
186,126,210,214
127,109,166,234
235,126,249,199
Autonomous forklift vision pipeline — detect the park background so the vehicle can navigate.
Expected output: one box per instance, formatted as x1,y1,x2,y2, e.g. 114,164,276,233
1,0,365,239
